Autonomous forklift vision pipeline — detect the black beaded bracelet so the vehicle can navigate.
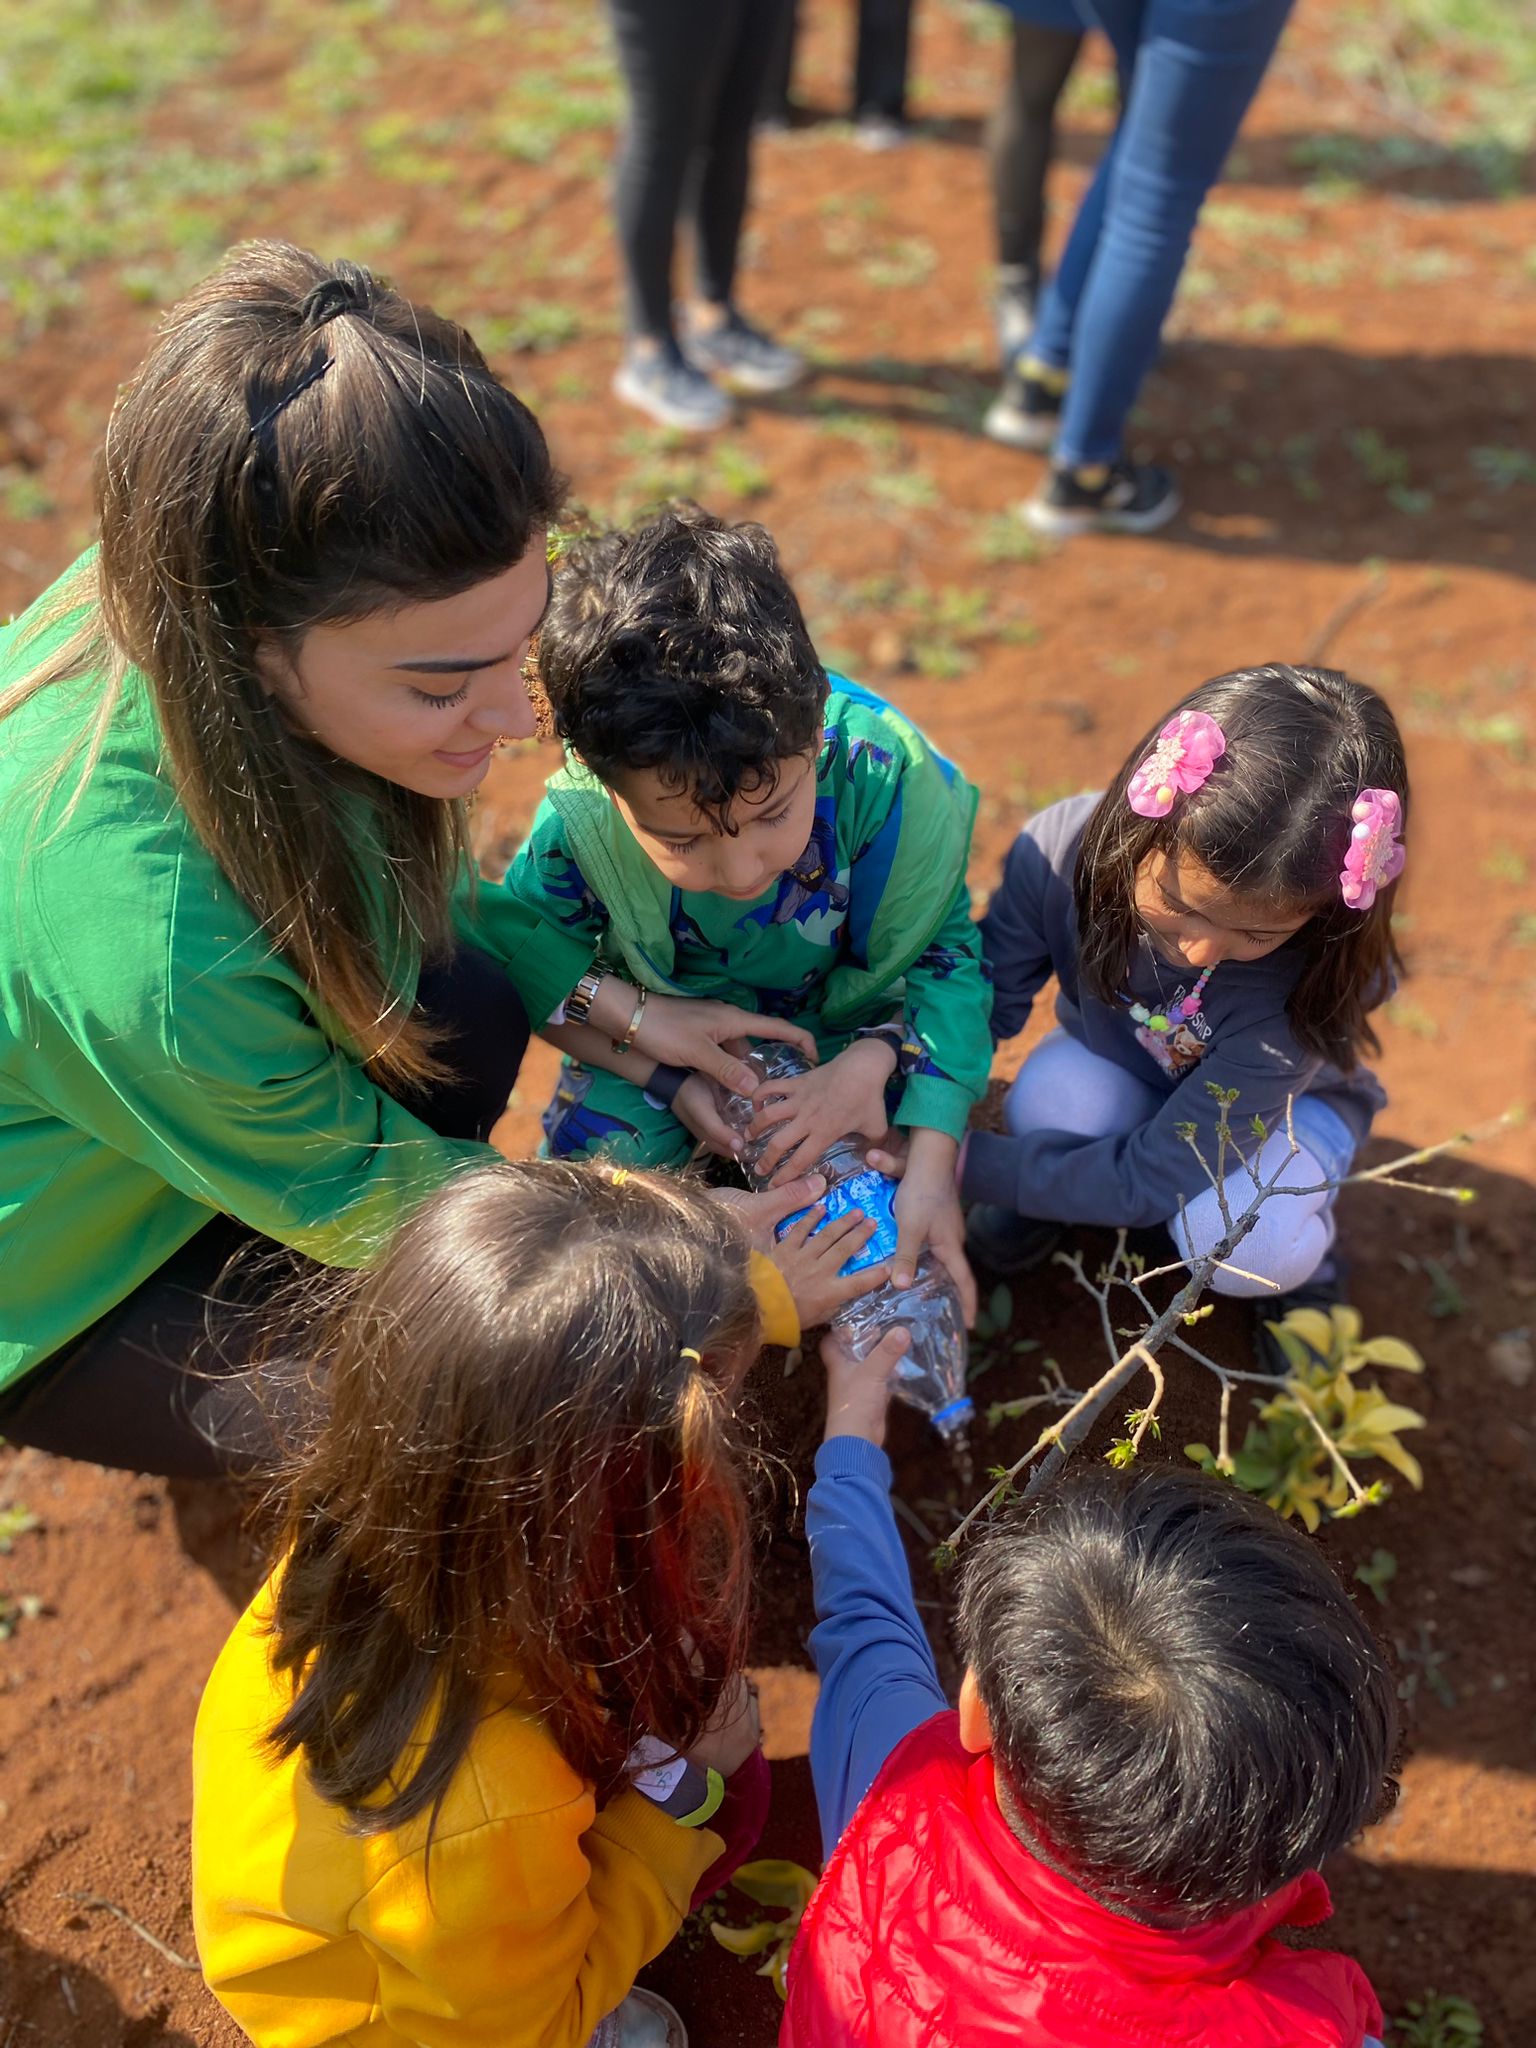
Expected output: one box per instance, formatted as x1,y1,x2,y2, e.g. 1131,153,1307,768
644,1063,691,1110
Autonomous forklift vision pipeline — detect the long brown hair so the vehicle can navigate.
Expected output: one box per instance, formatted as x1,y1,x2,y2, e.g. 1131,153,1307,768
1076,664,1408,1069
263,1159,760,1834
0,241,563,1088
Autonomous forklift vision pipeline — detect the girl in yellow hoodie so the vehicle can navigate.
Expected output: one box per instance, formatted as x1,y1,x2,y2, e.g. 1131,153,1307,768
192,1157,869,2047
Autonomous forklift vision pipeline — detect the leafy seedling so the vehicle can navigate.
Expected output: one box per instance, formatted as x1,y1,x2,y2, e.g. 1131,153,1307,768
1391,1990,1484,2047
1187,1306,1425,1531
710,1859,818,2001
1354,1548,1398,1604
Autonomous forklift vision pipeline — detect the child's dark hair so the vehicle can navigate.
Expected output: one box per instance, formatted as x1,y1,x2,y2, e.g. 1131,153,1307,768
263,1159,760,1834
1076,664,1408,1068
537,501,828,827
957,1465,1398,1925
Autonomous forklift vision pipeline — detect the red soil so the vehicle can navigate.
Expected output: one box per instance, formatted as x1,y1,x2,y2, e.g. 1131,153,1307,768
2,3,1533,2042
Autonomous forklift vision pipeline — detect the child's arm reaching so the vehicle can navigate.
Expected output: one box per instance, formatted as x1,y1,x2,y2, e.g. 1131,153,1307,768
808,1326,950,1852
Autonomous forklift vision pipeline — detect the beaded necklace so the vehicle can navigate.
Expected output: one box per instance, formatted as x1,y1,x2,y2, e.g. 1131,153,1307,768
1126,962,1214,1036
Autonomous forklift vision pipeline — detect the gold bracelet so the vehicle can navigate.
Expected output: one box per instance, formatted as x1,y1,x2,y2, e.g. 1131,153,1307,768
611,985,648,1055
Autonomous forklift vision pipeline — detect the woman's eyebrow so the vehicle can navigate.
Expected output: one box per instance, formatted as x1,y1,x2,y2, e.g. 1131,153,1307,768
391,565,555,674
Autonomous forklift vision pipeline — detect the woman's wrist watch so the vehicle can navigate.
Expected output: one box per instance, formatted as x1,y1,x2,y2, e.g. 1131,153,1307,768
564,967,606,1029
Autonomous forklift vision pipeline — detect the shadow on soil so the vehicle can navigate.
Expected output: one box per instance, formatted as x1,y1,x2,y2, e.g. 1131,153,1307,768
773,341,1536,577
783,100,1532,203
0,1923,201,2048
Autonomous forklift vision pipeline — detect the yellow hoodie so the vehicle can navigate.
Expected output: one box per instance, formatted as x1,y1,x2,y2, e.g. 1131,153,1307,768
191,1254,797,2047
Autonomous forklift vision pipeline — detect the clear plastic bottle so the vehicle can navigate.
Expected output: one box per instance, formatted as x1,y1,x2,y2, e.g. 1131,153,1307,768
717,1043,972,1443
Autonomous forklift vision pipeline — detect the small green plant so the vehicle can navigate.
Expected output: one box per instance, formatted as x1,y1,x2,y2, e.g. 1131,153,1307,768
0,1503,40,1553
0,1592,45,1642
710,1859,817,2001
1390,1991,1484,2047
1470,445,1536,491
1354,1547,1398,1604
1186,1306,1426,1532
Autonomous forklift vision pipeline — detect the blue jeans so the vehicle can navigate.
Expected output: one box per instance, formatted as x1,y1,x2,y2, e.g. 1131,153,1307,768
1029,0,1295,466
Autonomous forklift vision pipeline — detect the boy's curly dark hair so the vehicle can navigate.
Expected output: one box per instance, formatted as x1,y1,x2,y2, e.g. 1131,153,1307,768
536,502,828,828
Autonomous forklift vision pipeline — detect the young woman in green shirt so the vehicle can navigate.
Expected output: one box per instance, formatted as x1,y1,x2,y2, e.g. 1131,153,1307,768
0,241,814,1477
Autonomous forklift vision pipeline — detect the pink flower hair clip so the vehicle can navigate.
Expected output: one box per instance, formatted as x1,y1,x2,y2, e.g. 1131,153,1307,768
1126,710,1226,818
1339,787,1405,910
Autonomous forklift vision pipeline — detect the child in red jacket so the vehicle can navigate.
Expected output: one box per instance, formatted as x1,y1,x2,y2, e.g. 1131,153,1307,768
785,1324,1397,2048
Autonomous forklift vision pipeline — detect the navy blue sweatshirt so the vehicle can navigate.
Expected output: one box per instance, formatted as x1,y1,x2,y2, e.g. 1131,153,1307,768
961,794,1385,1229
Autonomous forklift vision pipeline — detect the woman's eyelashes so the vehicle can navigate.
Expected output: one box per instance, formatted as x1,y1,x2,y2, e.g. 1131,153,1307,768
409,678,472,708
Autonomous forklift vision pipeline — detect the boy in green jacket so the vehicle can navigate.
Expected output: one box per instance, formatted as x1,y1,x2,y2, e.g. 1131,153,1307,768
506,504,992,1306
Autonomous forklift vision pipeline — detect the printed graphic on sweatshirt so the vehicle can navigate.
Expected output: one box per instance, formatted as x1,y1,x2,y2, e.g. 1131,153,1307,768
1129,984,1213,1079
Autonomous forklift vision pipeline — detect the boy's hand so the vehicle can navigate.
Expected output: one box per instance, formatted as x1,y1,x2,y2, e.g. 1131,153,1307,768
771,1199,888,1329
630,993,818,1096
892,1130,977,1322
748,1038,898,1184
822,1325,911,1448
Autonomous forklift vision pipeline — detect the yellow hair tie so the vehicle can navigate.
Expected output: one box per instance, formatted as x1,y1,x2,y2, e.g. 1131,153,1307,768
609,1169,630,1186
680,1347,702,1365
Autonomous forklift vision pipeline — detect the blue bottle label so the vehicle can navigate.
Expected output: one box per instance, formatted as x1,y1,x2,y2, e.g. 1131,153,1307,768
775,1167,899,1276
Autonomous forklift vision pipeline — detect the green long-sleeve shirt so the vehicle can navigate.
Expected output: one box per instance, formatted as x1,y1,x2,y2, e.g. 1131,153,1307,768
0,567,590,1390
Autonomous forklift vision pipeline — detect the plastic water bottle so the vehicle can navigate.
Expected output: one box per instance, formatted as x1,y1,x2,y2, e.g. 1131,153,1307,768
717,1043,972,1443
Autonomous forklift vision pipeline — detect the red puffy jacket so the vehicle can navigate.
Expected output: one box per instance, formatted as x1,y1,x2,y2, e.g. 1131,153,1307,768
782,1713,1382,2048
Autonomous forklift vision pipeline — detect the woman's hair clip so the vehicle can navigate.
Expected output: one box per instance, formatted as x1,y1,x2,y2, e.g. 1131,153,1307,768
679,1347,702,1366
1127,711,1226,818
1339,787,1405,910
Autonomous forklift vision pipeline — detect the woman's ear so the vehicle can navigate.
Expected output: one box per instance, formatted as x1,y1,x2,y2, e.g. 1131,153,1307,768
251,631,298,701
957,1667,994,1757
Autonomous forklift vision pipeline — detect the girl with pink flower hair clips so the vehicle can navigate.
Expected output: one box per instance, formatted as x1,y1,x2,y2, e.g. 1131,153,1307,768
958,664,1409,1377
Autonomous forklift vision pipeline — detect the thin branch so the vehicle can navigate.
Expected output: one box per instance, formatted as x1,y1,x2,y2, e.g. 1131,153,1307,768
1126,1358,1165,1453
1217,1380,1234,1471
1290,1396,1372,1509
59,1893,197,1972
891,1495,937,1547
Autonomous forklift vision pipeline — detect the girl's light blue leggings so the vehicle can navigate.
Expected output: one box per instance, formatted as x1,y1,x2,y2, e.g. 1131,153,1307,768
1030,0,1296,467
1004,1029,1355,1296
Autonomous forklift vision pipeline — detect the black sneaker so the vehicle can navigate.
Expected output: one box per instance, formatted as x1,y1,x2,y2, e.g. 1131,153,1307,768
984,360,1065,453
1023,457,1180,538
1251,1254,1350,1378
964,1204,1063,1279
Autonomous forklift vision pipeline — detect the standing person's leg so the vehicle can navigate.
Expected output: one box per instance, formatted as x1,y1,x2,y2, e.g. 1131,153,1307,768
0,943,536,1478
991,16,1087,335
608,0,739,431
1026,0,1295,533
853,0,915,140
759,0,799,125
985,12,1089,446
682,0,805,396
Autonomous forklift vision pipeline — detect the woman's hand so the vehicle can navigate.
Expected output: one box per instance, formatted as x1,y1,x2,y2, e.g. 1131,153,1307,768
891,1129,977,1322
617,986,818,1096
748,1038,897,1184
771,1199,888,1329
686,1670,762,1779
673,1072,747,1160
822,1325,911,1448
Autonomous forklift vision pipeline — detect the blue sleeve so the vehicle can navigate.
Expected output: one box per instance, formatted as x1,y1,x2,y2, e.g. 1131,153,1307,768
806,1438,950,1854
